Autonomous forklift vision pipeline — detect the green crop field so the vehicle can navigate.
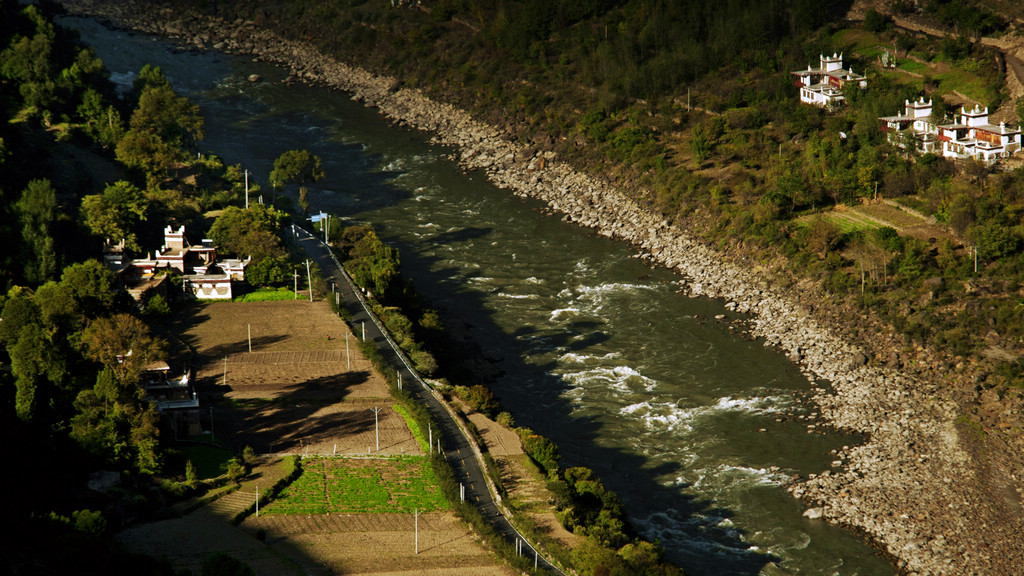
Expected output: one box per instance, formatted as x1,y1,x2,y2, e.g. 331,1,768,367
234,287,297,302
265,456,446,515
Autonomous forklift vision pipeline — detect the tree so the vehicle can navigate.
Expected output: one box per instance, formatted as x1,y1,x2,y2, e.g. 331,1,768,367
129,64,170,104
71,366,163,473
76,88,123,148
116,67,203,180
81,313,166,387
208,204,287,261
15,178,58,284
129,82,204,149
347,229,400,298
0,5,57,117
80,181,149,251
270,149,324,190
60,260,117,318
270,149,324,213
245,255,292,286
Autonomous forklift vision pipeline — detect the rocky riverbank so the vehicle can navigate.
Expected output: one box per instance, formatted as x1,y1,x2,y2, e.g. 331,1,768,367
55,1,1024,573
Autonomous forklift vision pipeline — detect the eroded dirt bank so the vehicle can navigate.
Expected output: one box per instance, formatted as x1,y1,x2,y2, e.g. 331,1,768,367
55,1,1024,573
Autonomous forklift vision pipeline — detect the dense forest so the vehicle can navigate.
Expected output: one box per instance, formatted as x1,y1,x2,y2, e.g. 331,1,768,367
0,1,298,572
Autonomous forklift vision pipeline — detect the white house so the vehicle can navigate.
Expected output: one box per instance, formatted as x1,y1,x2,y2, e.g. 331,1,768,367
938,105,1022,163
107,225,251,301
879,97,940,154
791,53,867,109
879,99,1023,163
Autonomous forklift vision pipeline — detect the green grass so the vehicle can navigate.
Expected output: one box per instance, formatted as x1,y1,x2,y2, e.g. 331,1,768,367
265,456,446,515
181,445,235,479
897,60,929,74
234,287,298,302
393,405,429,452
934,68,999,105
824,212,885,234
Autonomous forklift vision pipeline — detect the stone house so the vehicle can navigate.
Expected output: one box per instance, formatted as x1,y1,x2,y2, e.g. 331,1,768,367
791,53,868,109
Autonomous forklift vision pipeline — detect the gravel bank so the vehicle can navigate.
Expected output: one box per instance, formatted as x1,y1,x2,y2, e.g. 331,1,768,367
54,1,1024,573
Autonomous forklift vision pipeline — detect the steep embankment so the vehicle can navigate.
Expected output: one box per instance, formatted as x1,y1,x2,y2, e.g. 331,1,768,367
56,1,1024,573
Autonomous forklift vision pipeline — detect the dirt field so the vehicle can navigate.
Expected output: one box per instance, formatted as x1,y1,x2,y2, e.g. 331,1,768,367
180,300,420,456
243,510,511,576
116,300,516,575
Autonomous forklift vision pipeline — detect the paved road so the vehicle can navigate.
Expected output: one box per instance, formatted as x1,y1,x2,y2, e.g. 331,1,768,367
290,224,563,575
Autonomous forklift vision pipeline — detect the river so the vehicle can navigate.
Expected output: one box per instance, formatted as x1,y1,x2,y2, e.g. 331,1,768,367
64,15,895,576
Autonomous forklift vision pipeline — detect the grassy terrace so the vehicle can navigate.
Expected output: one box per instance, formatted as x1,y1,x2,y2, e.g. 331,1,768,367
265,456,446,515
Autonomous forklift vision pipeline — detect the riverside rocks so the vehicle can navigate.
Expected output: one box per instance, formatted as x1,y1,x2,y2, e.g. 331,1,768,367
57,1,1024,573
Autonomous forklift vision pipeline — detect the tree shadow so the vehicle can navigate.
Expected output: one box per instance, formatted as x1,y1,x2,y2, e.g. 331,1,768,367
198,335,291,360
202,368,381,454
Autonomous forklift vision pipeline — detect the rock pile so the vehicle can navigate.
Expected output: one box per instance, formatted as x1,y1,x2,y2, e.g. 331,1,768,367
56,1,1024,573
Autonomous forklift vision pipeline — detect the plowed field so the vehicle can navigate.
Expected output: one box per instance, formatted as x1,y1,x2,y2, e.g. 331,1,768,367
182,300,419,456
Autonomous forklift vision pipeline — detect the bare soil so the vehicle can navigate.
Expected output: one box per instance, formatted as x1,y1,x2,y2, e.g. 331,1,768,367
117,300,514,575
181,300,420,456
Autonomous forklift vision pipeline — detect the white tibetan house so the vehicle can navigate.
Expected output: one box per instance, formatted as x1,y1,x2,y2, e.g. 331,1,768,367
791,53,867,109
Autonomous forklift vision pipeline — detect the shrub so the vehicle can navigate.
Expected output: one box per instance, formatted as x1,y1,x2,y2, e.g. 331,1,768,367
496,411,515,428
518,428,560,474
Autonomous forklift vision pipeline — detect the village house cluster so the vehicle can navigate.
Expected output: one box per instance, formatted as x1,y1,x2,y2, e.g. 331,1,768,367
102,225,253,435
104,225,251,301
790,53,1023,164
879,98,1023,163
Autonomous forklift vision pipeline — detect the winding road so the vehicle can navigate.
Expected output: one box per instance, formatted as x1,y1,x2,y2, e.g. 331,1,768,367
290,224,564,575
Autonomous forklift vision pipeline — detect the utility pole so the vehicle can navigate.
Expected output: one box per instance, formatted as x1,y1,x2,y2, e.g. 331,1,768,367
245,169,249,209
372,406,383,452
305,259,313,302
294,270,298,300
346,333,350,371
248,323,252,353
